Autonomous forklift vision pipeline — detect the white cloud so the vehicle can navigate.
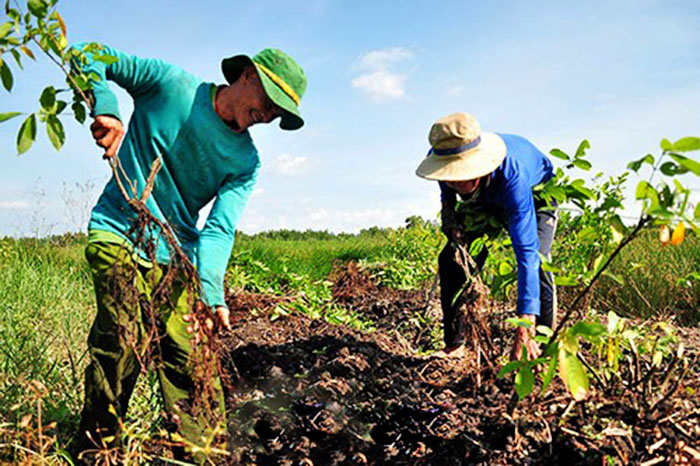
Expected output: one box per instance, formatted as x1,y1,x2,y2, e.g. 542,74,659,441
357,47,413,69
352,70,408,100
266,154,319,176
0,201,29,210
352,47,413,101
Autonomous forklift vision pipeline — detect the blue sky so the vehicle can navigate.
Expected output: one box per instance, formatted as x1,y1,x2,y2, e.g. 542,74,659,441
1,0,699,235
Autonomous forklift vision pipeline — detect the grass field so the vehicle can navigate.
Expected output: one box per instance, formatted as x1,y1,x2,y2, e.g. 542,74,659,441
0,224,697,463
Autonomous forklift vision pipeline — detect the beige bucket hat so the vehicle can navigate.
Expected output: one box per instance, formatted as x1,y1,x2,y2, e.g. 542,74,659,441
415,112,507,181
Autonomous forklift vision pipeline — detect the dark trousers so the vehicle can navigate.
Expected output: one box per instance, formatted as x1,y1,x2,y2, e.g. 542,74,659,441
438,205,558,348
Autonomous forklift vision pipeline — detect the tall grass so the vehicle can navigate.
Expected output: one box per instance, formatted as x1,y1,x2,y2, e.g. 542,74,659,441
0,237,163,463
0,238,91,427
591,229,699,325
234,234,390,281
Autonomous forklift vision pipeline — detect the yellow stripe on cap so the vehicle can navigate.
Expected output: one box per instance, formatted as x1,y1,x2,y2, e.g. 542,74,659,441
256,63,300,106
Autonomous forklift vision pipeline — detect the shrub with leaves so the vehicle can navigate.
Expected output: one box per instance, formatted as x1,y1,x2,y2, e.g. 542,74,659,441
499,136,699,401
363,218,444,290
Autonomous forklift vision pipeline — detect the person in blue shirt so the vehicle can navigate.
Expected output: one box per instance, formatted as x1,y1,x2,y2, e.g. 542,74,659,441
415,113,557,360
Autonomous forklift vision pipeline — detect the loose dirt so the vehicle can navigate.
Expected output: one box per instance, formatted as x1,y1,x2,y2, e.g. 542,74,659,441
219,264,699,465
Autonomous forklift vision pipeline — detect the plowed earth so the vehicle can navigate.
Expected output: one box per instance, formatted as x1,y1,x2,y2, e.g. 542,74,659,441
219,264,699,465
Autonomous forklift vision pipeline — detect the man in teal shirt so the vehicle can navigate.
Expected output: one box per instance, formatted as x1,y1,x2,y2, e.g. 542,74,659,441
69,43,307,462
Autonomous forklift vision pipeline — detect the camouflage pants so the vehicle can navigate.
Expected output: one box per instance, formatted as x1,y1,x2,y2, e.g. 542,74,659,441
71,241,225,462
438,205,558,348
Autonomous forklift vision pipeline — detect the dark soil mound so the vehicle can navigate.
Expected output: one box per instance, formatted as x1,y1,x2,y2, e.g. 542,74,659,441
219,263,699,465
330,262,440,351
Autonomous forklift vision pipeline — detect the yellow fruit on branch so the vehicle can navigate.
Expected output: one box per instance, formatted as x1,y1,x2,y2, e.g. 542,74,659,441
671,222,686,246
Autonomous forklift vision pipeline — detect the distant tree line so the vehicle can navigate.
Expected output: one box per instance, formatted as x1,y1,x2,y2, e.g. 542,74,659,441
235,216,438,241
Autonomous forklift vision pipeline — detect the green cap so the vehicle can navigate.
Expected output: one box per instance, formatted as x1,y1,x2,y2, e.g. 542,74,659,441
222,48,307,130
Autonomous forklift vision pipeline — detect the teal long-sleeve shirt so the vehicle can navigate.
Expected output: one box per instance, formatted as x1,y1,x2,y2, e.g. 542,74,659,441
75,43,260,309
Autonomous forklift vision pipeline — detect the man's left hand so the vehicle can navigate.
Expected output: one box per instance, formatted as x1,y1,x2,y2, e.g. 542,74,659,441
183,305,232,343
510,314,541,360
213,306,232,331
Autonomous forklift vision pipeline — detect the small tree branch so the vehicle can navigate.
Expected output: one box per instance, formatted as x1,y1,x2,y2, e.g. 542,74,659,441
549,215,650,343
29,35,94,113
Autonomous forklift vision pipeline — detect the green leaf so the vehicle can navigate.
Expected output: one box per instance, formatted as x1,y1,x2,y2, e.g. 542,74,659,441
577,226,598,242
55,100,67,114
16,113,37,155
497,360,524,378
0,60,13,91
71,102,86,123
570,179,596,199
498,262,514,276
668,153,700,176
540,355,557,394
554,275,578,286
660,138,673,151
39,86,56,111
672,137,700,152
610,215,627,240
572,159,592,171
505,317,534,329
540,259,562,273
27,0,48,17
10,49,22,69
536,325,553,337
558,349,589,401
635,180,654,200
574,139,590,158
570,321,607,339
659,161,686,176
0,21,12,39
94,54,119,65
71,74,90,92
0,111,21,122
46,115,65,150
515,366,535,400
560,333,579,354
695,203,700,221
550,148,570,161
627,154,655,173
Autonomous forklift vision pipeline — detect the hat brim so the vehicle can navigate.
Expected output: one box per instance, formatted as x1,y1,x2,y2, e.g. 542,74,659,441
221,55,304,131
415,133,506,181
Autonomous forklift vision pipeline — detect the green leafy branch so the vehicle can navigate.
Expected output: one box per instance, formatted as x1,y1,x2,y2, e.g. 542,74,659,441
1,0,100,153
500,137,699,401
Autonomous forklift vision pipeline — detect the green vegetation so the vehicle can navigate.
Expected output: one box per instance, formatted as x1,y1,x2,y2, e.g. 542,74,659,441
0,212,698,463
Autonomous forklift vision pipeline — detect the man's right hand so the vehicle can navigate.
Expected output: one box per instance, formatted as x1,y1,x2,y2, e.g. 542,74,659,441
442,221,465,242
90,115,125,158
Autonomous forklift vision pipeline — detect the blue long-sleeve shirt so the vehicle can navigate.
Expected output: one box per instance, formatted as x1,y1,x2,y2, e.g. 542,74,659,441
73,43,260,309
440,133,554,316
